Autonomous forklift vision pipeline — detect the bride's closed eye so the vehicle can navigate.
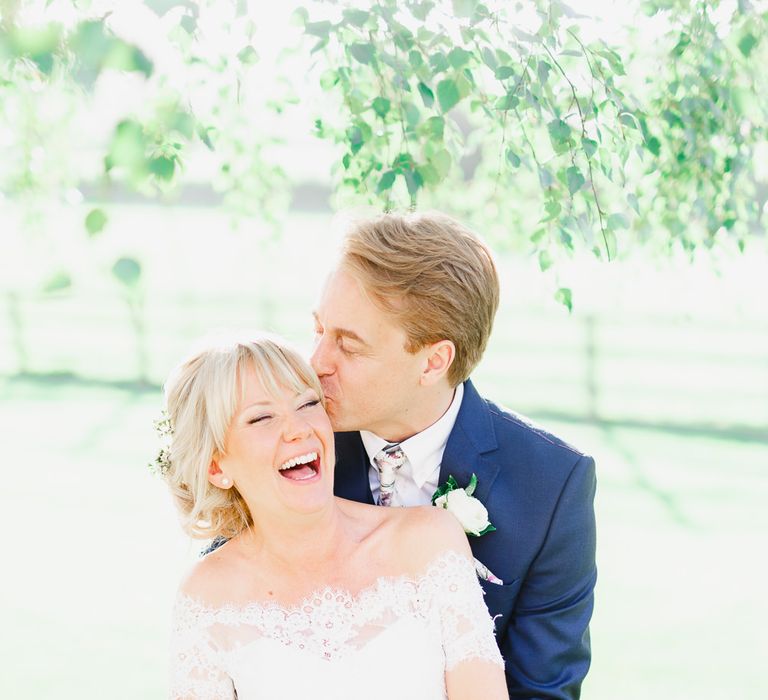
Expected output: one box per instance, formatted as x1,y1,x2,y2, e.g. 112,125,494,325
247,414,272,425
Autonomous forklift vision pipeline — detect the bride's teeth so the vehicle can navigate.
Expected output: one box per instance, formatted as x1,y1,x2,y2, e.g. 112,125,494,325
279,451,318,471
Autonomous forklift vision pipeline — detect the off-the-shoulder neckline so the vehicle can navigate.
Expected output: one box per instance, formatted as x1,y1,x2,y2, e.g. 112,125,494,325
175,548,474,617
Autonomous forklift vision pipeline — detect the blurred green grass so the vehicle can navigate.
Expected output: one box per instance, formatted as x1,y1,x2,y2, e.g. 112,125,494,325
2,205,766,698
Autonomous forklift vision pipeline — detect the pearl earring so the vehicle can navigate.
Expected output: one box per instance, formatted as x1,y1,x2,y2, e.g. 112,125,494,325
221,477,230,487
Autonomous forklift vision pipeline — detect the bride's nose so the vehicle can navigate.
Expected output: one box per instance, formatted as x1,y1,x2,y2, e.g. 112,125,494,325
282,411,313,441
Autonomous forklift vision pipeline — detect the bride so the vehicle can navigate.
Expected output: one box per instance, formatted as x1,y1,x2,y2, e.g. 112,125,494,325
159,334,507,699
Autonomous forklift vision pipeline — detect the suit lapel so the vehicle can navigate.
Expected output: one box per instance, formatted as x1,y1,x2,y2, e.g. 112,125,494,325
333,431,375,505
440,380,501,505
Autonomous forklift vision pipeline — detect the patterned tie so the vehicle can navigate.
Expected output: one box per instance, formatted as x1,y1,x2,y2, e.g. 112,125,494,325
373,444,406,507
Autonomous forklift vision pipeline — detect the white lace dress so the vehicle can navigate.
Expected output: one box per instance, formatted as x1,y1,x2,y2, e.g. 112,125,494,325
169,550,504,699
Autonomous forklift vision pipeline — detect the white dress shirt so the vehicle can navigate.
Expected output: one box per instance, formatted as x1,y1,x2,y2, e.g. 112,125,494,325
361,383,464,507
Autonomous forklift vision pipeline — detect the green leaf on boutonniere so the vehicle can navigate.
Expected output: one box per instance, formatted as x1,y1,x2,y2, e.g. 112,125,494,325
431,474,459,504
476,523,497,536
465,473,478,496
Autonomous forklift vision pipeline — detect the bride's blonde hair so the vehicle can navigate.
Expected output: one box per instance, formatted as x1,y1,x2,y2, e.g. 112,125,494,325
161,332,324,540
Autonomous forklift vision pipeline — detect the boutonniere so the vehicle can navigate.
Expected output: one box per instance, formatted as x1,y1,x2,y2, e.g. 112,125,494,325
432,474,503,585
432,474,496,536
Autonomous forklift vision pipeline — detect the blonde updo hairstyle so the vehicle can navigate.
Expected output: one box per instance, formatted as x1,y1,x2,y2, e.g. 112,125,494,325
161,333,324,540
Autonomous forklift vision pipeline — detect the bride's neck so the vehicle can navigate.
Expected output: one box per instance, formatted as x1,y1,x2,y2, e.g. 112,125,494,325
244,502,350,572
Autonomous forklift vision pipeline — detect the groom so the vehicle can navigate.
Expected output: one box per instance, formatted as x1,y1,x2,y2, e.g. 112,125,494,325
311,211,597,699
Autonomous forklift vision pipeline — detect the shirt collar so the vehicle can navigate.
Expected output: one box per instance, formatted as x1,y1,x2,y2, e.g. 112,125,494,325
360,383,464,488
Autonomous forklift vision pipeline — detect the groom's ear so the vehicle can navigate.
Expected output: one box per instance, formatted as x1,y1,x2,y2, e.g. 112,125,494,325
419,340,455,386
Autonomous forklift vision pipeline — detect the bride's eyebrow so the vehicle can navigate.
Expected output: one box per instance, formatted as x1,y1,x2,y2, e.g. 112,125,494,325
238,400,273,414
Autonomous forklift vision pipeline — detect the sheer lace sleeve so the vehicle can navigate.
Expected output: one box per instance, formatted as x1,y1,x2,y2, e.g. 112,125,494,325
429,551,505,670
169,594,235,700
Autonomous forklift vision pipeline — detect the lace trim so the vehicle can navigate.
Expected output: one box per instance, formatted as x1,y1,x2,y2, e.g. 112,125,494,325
170,549,503,696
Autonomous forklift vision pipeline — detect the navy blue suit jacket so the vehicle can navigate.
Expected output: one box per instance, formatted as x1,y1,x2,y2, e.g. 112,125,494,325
333,379,597,699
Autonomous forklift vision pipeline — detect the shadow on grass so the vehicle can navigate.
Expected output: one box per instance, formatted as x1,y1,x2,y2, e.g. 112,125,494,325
597,423,692,527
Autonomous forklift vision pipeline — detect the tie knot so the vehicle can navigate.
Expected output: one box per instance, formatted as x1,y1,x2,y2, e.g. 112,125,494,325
374,444,406,473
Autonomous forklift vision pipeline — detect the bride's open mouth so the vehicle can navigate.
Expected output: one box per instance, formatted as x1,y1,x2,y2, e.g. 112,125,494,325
278,451,321,481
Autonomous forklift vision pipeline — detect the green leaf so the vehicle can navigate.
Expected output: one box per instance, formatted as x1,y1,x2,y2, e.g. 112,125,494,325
418,82,435,107
376,170,396,193
447,47,472,69
85,208,108,236
672,32,691,57
494,65,515,80
619,112,639,129
596,47,625,75
404,102,420,127
476,523,497,536
305,21,332,38
349,43,375,65
372,97,390,118
112,257,142,288
180,14,197,33
547,118,571,144
530,228,546,244
495,92,519,110
42,271,72,294
237,45,259,64
149,155,176,181
422,116,445,140
465,473,478,496
436,79,460,112
430,51,450,73
607,213,629,230
537,60,551,84
538,250,553,271
408,50,424,69
627,192,640,214
739,33,758,57
505,149,521,168
555,287,573,313
343,9,369,27
404,169,423,196
430,148,451,177
646,136,661,156
106,119,147,173
452,0,478,17
545,199,561,219
392,152,415,173
566,166,585,194
346,125,365,154
581,137,598,159
482,47,498,70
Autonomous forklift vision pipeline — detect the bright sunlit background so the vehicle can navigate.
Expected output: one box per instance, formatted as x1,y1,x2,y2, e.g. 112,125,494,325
1,1,766,698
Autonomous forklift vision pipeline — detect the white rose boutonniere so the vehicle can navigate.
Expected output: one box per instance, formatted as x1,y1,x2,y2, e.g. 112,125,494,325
432,474,502,585
431,474,496,537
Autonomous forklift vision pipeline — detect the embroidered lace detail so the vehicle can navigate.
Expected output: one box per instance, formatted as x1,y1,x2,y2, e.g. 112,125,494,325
169,550,503,699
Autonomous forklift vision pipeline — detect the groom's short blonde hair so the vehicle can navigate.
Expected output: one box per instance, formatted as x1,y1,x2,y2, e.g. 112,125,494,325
162,333,324,540
340,211,499,386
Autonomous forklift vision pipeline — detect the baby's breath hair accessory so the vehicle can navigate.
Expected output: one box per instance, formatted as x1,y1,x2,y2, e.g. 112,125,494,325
149,410,174,476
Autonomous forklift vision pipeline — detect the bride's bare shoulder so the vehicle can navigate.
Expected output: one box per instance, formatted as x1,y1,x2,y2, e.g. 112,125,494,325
177,537,249,605
393,506,472,573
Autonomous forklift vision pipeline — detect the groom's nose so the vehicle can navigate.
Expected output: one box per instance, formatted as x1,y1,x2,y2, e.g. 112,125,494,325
310,334,334,377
